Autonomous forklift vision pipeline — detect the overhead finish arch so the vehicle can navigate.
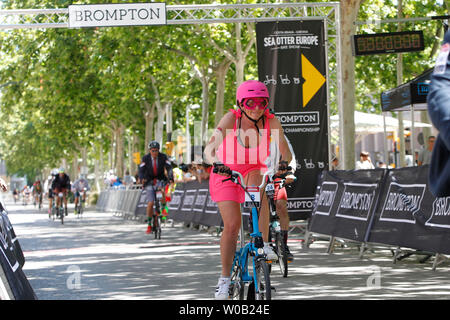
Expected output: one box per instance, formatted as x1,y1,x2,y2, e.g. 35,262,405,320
0,2,342,118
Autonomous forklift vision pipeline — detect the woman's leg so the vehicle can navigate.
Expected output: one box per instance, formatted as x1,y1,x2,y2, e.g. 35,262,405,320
217,200,242,277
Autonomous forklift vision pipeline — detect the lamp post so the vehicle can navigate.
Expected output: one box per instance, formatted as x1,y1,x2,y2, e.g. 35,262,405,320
186,104,200,164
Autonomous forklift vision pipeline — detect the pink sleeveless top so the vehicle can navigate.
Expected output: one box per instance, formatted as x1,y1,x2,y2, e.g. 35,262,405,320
209,109,274,203
216,109,273,177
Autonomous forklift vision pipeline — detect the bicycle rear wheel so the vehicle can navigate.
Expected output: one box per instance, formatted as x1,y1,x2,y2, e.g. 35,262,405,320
276,233,288,278
60,207,64,224
253,259,271,300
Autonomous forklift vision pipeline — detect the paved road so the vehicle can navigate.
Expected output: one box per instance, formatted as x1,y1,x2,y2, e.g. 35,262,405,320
4,200,450,300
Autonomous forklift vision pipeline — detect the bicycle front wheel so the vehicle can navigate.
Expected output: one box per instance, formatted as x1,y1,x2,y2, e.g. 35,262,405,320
252,259,271,300
157,216,162,239
276,233,288,278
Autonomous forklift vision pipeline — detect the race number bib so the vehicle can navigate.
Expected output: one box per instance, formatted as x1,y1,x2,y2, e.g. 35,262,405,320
434,43,450,75
244,187,260,208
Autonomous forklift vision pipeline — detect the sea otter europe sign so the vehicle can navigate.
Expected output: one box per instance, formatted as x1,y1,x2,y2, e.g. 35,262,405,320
69,3,167,28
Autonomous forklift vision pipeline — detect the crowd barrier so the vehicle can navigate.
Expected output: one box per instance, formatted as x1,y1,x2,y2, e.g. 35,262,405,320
308,165,450,268
97,179,310,230
96,185,143,218
0,200,37,299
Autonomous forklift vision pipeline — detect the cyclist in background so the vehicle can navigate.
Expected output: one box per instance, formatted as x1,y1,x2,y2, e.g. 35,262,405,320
51,167,71,216
22,185,31,205
13,188,19,203
72,175,90,212
204,80,292,299
274,160,296,262
138,141,174,234
32,180,43,209
44,171,57,216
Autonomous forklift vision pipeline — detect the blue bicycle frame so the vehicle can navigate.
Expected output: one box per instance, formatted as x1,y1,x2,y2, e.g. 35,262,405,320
228,170,272,297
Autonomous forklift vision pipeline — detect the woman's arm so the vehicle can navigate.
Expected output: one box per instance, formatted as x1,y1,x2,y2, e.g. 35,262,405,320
269,116,292,164
203,111,235,165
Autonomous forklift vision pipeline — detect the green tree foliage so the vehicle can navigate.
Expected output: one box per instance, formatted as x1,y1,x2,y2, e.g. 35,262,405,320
0,0,446,179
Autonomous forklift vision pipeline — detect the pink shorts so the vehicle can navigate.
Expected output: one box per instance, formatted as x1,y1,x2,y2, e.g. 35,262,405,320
209,172,245,203
274,178,287,201
209,166,266,203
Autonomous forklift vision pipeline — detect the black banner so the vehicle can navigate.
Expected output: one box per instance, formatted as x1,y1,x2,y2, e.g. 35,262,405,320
256,20,329,221
135,188,148,216
168,180,223,228
309,169,386,242
0,208,37,300
309,165,450,255
368,165,450,254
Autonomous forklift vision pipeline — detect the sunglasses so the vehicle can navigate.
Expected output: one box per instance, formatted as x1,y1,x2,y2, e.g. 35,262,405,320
242,97,269,110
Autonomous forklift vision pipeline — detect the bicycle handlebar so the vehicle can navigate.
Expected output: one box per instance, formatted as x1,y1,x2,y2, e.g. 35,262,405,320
213,163,273,190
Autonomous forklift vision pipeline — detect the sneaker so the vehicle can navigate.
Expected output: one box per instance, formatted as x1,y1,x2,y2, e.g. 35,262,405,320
284,245,294,262
214,277,230,300
264,244,278,262
146,225,152,234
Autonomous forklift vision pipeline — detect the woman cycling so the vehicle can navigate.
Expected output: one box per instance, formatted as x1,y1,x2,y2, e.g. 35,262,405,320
204,80,292,300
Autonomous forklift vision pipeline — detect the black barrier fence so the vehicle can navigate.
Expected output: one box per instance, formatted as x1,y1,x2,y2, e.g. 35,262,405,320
309,165,450,258
0,202,37,300
97,179,290,230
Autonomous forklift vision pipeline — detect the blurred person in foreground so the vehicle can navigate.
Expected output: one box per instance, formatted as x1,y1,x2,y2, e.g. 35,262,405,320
427,29,450,197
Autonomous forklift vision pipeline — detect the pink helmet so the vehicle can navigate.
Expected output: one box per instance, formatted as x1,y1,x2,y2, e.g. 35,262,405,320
236,80,269,106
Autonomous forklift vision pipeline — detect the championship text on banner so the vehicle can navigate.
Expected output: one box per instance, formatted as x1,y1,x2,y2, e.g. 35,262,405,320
309,165,450,255
256,20,329,221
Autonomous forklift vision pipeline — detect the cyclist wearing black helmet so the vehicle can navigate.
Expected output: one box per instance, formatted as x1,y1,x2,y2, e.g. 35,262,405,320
138,140,174,234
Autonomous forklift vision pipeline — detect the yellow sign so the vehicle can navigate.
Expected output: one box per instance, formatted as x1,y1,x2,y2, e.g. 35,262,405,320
132,152,141,165
165,141,175,155
301,54,326,107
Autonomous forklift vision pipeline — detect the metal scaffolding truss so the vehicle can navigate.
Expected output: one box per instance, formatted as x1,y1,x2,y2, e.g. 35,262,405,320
0,2,341,111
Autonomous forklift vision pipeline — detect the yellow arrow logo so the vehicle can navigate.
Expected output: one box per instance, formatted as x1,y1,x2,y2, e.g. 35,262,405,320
301,54,326,107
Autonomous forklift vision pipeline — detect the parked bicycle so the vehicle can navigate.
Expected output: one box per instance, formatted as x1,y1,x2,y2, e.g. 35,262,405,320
213,164,272,300
265,171,296,278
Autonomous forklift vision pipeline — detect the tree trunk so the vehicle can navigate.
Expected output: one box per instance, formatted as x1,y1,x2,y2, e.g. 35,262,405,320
150,75,168,145
72,151,78,181
201,76,210,146
155,104,167,145
143,100,155,154
235,22,245,86
339,0,362,169
115,122,125,179
397,0,406,168
215,59,232,126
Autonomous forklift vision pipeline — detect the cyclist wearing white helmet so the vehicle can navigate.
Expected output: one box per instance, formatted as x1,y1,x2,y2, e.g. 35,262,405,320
138,140,174,234
51,167,71,216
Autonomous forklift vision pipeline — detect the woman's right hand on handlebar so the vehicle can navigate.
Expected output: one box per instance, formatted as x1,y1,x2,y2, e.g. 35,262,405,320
213,162,232,176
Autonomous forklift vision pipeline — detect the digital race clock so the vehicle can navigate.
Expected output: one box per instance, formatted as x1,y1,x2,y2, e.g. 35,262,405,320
352,30,424,56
